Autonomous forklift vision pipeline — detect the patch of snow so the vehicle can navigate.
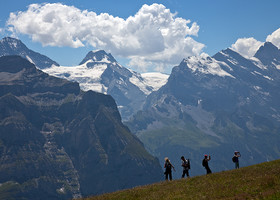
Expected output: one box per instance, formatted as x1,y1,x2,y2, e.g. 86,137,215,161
184,53,235,78
11,41,18,49
272,62,280,69
253,71,264,76
219,51,230,58
227,58,239,66
253,86,269,96
90,50,113,63
141,72,169,91
252,71,273,81
96,55,111,63
43,61,108,93
253,86,261,90
25,55,35,65
129,74,151,95
250,57,268,70
263,75,273,81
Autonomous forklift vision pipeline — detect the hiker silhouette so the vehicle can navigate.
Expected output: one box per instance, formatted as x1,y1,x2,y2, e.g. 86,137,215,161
181,156,190,178
232,151,241,169
202,154,212,174
164,157,175,181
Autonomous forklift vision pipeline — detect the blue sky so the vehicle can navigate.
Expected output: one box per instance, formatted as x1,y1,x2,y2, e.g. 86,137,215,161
0,0,280,73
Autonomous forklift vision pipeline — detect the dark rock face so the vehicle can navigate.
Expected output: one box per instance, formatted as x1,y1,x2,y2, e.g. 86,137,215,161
126,44,280,177
0,56,162,199
79,50,117,65
254,42,280,66
0,37,59,69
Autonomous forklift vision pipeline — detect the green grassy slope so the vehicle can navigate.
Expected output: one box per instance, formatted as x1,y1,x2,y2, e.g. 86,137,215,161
82,159,280,200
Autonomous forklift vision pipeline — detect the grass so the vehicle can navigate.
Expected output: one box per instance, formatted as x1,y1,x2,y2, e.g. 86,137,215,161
81,159,280,200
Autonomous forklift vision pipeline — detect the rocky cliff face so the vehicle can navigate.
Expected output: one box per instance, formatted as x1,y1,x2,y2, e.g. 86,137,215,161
0,56,162,199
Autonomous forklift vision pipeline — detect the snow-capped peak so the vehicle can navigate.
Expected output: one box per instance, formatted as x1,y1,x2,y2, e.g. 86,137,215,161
184,53,235,78
0,37,26,50
79,50,116,65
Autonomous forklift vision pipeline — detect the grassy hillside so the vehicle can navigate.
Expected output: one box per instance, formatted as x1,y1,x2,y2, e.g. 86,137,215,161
82,159,280,200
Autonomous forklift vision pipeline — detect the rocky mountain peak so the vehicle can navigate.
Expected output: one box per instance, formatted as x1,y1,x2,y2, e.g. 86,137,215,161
215,48,242,59
180,53,234,78
254,42,280,66
0,37,59,69
0,37,28,52
79,50,117,66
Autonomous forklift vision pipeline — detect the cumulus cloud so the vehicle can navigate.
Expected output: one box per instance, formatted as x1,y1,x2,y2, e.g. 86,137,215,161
231,37,263,58
7,3,204,72
266,28,280,49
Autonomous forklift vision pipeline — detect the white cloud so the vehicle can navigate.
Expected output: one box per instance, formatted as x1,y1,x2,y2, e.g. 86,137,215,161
7,3,204,72
231,37,263,58
266,28,280,49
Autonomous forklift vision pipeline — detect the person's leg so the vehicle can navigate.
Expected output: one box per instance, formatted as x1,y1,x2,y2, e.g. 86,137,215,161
206,167,212,174
169,172,172,180
165,171,168,180
186,169,190,178
182,169,186,178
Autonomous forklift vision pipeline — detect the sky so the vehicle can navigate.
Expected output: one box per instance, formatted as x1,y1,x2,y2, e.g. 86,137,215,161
0,0,280,73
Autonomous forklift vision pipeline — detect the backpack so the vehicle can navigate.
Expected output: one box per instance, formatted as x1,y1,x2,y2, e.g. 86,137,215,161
187,159,191,169
166,162,172,170
202,159,206,167
232,156,238,163
182,159,191,169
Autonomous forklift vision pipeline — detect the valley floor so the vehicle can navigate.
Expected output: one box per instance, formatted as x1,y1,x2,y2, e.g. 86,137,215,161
81,159,280,200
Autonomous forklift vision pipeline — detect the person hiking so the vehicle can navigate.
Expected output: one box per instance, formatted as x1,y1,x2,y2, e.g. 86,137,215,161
202,154,212,174
181,156,190,178
232,151,241,169
164,157,175,181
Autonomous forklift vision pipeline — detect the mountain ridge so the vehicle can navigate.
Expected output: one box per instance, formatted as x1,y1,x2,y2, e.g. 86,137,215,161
0,37,59,69
126,42,280,178
0,55,163,199
43,49,168,120
0,37,169,121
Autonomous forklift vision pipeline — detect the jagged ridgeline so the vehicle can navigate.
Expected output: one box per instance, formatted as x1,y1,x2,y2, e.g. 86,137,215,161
126,42,280,178
0,37,59,69
0,37,169,121
0,56,162,200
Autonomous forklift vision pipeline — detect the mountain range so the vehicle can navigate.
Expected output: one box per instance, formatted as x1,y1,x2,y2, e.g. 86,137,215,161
1,36,280,180
43,50,169,121
126,42,280,177
0,55,162,199
0,37,169,121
